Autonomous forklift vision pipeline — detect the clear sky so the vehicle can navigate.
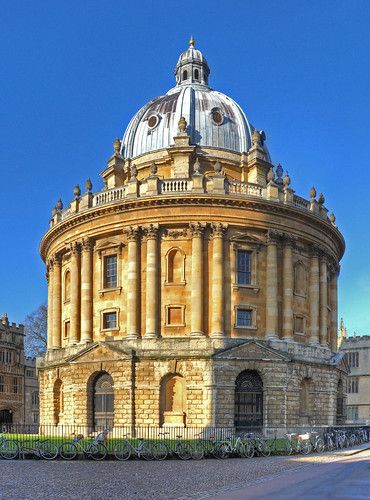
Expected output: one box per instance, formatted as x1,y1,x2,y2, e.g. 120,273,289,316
0,1,369,335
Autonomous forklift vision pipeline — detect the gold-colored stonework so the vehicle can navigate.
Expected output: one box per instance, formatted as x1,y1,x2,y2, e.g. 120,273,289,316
38,42,348,433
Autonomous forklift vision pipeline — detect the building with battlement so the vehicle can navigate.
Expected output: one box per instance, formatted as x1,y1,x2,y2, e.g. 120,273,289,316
38,39,348,433
339,322,370,423
0,313,39,425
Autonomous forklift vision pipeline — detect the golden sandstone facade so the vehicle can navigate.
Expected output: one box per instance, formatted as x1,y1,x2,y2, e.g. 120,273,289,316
38,41,348,433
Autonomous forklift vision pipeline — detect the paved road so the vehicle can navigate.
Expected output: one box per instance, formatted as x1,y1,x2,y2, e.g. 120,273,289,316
0,447,368,499
214,449,370,500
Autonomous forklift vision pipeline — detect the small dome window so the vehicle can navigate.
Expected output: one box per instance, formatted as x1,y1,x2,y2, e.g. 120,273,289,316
211,108,224,126
147,114,159,129
194,69,199,81
183,70,188,81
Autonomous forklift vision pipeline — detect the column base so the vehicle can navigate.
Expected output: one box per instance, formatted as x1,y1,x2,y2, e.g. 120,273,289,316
308,338,320,346
79,338,92,344
265,333,278,340
282,336,295,342
210,331,225,339
126,333,139,340
144,332,159,339
190,331,206,338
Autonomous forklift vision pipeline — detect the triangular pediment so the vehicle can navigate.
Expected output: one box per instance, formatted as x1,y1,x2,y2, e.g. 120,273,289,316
214,340,291,362
94,236,124,251
66,342,132,364
230,231,265,245
330,351,350,373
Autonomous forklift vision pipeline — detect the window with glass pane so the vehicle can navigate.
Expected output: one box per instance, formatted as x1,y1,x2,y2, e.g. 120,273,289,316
0,375,3,392
13,377,18,394
237,250,251,285
104,255,117,288
236,309,252,327
103,312,117,330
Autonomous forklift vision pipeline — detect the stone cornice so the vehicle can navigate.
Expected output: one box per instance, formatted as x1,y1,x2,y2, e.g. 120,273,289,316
40,194,345,261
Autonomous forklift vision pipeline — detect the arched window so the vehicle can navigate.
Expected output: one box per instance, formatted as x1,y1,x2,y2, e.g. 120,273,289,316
294,262,307,295
182,70,188,81
299,378,312,420
53,379,63,425
160,374,186,426
235,371,263,431
0,409,13,425
336,379,345,424
64,270,71,301
194,69,199,80
166,248,185,284
93,373,114,429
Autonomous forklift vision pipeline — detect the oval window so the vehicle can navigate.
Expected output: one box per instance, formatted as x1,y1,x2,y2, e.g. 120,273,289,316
147,114,159,129
211,108,224,126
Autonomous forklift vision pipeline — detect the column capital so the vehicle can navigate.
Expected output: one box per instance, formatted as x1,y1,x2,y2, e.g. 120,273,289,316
211,222,227,239
81,237,94,252
143,224,159,241
282,233,295,247
308,243,321,258
69,241,81,256
53,254,62,266
266,230,281,245
124,225,140,242
189,222,206,237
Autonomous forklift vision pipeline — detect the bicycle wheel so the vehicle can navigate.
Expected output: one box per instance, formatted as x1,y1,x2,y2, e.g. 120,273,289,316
243,440,255,458
152,442,168,461
90,442,107,461
140,442,155,460
260,440,271,457
190,442,205,460
300,441,312,454
59,442,77,460
114,441,131,461
39,441,58,460
176,442,192,460
285,440,293,455
0,440,19,460
315,439,324,453
326,437,334,452
216,442,229,459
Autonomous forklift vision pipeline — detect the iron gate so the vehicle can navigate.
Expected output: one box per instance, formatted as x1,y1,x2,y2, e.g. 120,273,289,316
234,371,263,431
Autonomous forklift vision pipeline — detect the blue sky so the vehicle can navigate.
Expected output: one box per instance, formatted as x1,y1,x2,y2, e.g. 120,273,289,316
0,1,369,335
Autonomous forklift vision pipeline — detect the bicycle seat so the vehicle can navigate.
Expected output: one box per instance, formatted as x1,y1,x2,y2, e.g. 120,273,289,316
176,435,183,439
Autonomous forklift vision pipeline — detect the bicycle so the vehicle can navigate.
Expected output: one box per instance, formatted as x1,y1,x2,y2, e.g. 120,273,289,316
246,433,271,457
153,432,194,461
0,432,19,460
113,434,156,461
308,431,325,453
286,433,311,454
217,434,254,459
59,430,108,460
267,432,292,455
18,438,58,460
196,432,225,459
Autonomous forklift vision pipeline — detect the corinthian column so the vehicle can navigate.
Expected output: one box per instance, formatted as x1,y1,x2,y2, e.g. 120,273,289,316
330,266,339,351
70,242,81,344
319,255,328,346
52,255,62,349
126,226,140,339
145,225,159,338
190,223,205,337
282,234,294,340
309,246,320,345
46,260,54,349
80,238,93,343
211,223,226,338
265,231,279,339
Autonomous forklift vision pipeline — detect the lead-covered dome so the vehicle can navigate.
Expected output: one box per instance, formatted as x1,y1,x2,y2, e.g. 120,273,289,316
122,38,268,159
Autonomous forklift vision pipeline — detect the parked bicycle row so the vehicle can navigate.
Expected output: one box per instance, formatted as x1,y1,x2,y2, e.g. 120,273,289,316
0,428,368,461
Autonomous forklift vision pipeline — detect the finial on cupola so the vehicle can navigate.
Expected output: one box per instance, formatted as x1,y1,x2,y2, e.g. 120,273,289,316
189,35,195,48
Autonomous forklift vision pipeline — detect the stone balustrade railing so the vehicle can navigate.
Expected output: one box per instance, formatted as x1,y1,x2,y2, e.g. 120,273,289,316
52,177,332,227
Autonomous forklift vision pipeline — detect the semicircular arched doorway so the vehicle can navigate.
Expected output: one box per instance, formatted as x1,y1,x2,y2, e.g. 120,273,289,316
234,370,263,432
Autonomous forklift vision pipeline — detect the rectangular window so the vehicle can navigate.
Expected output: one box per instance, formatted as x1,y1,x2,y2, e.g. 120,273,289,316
103,312,117,330
347,406,359,421
347,377,359,394
237,250,251,285
347,351,359,368
64,321,70,339
26,369,34,378
13,377,18,394
236,309,252,327
167,306,183,325
0,375,3,392
104,255,117,288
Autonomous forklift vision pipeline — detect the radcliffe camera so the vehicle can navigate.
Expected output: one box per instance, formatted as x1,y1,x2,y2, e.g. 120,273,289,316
1,3,369,499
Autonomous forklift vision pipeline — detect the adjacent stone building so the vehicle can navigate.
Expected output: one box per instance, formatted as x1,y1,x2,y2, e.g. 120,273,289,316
0,313,39,425
339,321,370,423
38,40,348,433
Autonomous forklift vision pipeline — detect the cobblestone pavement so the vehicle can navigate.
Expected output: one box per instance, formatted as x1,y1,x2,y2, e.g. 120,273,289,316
0,445,368,500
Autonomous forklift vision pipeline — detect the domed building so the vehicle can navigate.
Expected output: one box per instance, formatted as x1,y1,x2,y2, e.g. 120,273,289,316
38,39,348,434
